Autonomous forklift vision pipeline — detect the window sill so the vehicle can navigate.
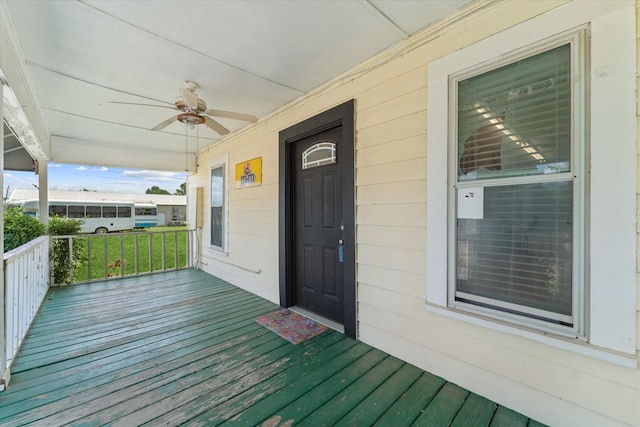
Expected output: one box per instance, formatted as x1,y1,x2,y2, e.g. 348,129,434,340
206,246,228,256
424,303,637,368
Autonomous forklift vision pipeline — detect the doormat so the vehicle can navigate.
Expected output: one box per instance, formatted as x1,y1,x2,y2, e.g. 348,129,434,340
255,309,329,345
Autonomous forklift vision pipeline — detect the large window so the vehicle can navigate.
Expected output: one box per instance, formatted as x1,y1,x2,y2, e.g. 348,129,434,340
427,1,638,361
452,40,581,327
210,164,225,250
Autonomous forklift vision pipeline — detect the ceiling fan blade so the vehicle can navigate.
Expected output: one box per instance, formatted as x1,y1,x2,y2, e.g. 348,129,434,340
109,101,175,110
205,109,257,123
180,88,199,109
203,116,230,135
152,115,179,131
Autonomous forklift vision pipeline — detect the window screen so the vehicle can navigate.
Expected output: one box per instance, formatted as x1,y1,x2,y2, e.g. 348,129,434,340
454,43,576,324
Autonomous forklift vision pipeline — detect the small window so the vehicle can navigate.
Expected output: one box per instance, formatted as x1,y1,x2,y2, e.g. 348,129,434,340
67,205,85,218
49,205,67,217
103,206,116,218
302,142,336,169
118,206,132,218
211,165,225,249
86,206,101,218
135,207,156,215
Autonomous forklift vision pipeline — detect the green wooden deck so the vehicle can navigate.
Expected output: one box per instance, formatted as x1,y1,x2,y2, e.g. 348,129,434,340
0,269,543,426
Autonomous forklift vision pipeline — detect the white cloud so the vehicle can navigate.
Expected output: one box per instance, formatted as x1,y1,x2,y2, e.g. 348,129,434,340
100,167,108,171
3,172,16,179
122,170,184,182
75,166,88,171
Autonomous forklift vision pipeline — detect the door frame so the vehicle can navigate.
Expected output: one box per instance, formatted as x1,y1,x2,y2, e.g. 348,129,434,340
278,100,356,338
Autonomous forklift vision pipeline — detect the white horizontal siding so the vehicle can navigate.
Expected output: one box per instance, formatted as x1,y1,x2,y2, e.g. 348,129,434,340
192,0,639,425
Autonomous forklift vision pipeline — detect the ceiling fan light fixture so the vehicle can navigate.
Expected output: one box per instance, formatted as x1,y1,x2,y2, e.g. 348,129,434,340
177,112,205,125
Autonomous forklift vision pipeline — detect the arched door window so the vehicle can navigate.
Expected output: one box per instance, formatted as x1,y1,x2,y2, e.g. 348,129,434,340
302,142,336,169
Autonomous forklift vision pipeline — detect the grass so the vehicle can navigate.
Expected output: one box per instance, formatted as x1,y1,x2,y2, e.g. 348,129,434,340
58,226,191,284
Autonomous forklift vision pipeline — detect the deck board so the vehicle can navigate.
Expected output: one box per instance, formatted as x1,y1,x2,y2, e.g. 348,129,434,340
0,269,543,426
333,363,424,426
374,372,446,426
296,356,405,426
450,393,498,427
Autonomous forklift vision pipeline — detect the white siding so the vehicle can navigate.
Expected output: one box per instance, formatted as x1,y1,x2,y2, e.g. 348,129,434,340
192,1,640,425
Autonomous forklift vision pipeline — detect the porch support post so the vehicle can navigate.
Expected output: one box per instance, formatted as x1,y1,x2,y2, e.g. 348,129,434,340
37,160,47,225
0,76,8,389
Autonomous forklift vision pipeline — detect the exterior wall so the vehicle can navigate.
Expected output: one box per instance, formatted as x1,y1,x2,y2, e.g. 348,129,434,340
156,205,185,225
191,1,639,425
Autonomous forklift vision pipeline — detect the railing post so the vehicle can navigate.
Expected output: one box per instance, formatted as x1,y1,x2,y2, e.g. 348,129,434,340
119,234,124,277
174,230,178,269
134,234,140,275
68,237,74,284
161,232,166,271
87,236,92,282
0,80,7,390
103,236,108,279
149,233,153,273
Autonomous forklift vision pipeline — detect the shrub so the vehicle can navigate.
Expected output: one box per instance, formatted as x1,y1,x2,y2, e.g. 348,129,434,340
48,215,83,236
48,215,86,285
3,207,46,252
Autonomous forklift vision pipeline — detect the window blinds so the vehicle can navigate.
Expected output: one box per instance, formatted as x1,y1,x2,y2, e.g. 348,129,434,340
457,44,571,181
455,43,574,323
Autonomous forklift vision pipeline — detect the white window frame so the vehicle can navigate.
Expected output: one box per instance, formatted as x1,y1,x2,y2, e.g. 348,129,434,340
209,154,229,253
447,31,586,337
426,1,637,363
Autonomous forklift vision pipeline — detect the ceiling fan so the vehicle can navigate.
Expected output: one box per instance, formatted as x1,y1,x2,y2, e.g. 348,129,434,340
111,81,257,135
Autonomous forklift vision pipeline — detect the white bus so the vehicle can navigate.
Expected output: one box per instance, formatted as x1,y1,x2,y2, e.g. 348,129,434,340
13,199,136,234
134,202,159,229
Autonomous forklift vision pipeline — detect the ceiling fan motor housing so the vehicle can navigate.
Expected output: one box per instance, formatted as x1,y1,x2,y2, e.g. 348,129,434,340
175,97,207,114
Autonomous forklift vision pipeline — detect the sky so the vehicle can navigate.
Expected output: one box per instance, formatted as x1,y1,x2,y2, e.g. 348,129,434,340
3,163,187,199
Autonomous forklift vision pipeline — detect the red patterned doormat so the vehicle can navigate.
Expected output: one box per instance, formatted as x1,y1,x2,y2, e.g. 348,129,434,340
255,309,329,345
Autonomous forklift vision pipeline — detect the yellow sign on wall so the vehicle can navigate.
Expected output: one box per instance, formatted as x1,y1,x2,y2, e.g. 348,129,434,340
235,157,262,188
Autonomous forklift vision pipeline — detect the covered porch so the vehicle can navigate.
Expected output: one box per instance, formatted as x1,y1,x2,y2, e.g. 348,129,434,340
0,269,538,426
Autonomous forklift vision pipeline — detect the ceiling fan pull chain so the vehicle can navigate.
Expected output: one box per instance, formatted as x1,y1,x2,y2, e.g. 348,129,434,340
185,121,188,172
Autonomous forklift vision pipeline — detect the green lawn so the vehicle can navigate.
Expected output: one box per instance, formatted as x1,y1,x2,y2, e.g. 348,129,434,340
57,226,191,284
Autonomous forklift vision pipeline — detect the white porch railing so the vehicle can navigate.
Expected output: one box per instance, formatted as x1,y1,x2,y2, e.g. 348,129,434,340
49,228,196,285
0,228,196,390
2,235,50,390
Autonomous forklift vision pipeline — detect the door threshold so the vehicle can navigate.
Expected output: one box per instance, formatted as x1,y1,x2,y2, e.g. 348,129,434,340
290,306,344,334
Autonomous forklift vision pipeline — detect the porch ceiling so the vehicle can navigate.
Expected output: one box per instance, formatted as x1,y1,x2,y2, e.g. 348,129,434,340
1,0,471,172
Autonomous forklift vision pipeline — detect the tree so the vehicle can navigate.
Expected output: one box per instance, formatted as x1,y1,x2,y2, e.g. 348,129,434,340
145,185,171,195
175,183,186,195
